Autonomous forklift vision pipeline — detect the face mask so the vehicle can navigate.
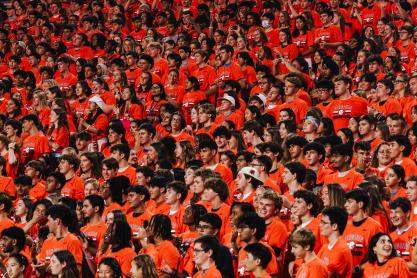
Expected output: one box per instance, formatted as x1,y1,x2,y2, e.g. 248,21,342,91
261,20,271,28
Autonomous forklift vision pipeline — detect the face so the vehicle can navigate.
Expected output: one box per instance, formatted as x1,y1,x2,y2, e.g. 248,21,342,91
334,81,348,97
16,183,30,197
291,243,307,259
376,144,391,166
165,187,179,205
199,148,215,164
344,198,360,216
6,257,23,278
282,167,295,185
14,199,28,217
348,118,359,133
373,235,393,259
102,164,117,181
288,144,302,159
130,261,143,278
319,214,335,237
193,242,211,267
305,150,321,167
358,120,373,136
331,154,347,170
192,176,205,195
58,159,72,175
388,141,403,159
98,263,114,278
385,168,400,188
49,255,64,275
257,198,277,220
235,171,249,191
84,182,98,197
388,120,403,136
390,206,408,228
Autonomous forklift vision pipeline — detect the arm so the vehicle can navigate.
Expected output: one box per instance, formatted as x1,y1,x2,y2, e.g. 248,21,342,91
7,143,17,165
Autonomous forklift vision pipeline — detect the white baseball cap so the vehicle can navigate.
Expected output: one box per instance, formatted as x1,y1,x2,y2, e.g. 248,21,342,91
239,167,262,183
219,95,236,107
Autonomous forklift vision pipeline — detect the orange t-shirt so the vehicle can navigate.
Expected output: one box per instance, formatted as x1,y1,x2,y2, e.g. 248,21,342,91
325,95,368,132
374,97,402,117
117,166,136,185
168,205,186,235
395,158,417,179
61,175,85,200
98,247,137,277
317,239,353,278
126,210,153,236
278,98,309,125
323,168,364,191
21,132,50,163
80,221,107,248
238,243,279,276
147,200,170,215
262,217,288,258
193,263,222,278
295,257,328,278
363,257,410,277
210,204,230,241
343,217,383,267
141,240,181,275
102,202,123,220
29,182,47,201
0,218,15,234
38,233,83,265
390,225,417,263
0,176,16,198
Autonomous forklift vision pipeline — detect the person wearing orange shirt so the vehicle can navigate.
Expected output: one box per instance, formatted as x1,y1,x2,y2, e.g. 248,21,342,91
304,142,332,187
280,76,309,126
362,233,410,277
357,114,385,154
0,194,15,235
24,161,47,201
406,176,417,227
389,197,417,275
290,228,328,278
20,114,50,164
199,138,234,186
192,235,222,278
251,155,281,193
36,205,83,273
97,220,137,277
148,42,169,79
138,214,181,276
385,165,408,200
343,188,383,274
236,212,280,277
126,186,153,236
191,50,218,105
110,143,136,185
292,190,323,253
217,45,245,90
258,191,288,259
201,178,230,241
242,120,264,153
54,56,77,93
286,136,308,164
318,207,353,277
215,93,244,130
58,154,85,200
147,176,170,215
81,194,107,253
195,103,218,137
243,242,273,278
0,226,27,264
314,9,343,56
166,181,188,236
323,144,364,191
0,157,16,198
233,167,263,205
315,79,334,113
388,135,417,179
100,176,126,219
326,75,368,132
372,79,402,117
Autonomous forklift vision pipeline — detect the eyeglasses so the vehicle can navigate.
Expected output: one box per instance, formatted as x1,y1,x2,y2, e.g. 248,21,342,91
194,249,206,254
394,80,405,84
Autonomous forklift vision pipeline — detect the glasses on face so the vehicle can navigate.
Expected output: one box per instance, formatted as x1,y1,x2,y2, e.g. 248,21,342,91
394,80,405,84
194,248,206,254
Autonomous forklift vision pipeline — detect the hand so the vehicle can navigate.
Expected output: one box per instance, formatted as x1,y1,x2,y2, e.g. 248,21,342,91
8,142,15,150
161,264,175,275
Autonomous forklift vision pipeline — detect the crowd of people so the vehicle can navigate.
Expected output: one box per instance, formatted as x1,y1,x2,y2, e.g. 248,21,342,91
3,0,417,277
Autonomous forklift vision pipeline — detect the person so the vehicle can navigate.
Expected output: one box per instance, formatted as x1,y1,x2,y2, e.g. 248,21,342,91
363,233,410,277
58,154,85,200
235,212,279,277
243,242,273,278
234,166,264,204
49,250,80,278
126,185,153,236
0,226,26,261
192,235,222,278
98,220,136,277
138,214,181,276
343,188,383,274
389,197,417,274
323,144,364,191
35,205,83,274
165,181,188,235
80,194,107,256
289,228,328,278
388,135,417,179
5,252,29,278
20,114,50,164
130,254,159,278
202,178,230,240
317,206,353,277
110,143,136,185
97,257,123,278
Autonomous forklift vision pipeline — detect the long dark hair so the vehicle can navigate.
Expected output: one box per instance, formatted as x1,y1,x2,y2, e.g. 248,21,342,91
98,257,122,278
79,152,102,179
367,233,397,263
48,108,69,135
53,250,80,278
